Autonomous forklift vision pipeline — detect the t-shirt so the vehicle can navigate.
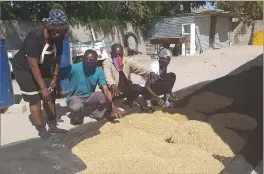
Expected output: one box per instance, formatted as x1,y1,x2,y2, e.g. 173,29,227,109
138,60,167,87
62,62,107,103
10,27,63,78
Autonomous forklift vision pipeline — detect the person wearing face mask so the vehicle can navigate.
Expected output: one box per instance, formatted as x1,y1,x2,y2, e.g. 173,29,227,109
10,9,69,139
139,48,178,112
60,49,122,125
102,43,158,107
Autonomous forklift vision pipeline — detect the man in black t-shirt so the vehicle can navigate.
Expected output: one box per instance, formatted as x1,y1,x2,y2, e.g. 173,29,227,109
10,9,69,139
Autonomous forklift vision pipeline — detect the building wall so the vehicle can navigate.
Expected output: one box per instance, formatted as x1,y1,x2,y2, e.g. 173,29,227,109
1,19,261,55
231,20,264,45
214,16,231,49
151,14,195,38
193,14,211,52
0,20,147,54
150,13,214,53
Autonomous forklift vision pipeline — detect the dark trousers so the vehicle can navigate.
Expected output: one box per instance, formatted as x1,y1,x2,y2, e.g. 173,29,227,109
112,83,143,104
67,92,110,120
142,72,176,100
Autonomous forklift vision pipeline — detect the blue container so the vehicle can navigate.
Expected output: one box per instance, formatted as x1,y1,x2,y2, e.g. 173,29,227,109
59,36,70,95
0,39,15,109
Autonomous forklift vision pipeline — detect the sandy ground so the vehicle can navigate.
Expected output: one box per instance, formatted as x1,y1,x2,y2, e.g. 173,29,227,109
1,45,262,146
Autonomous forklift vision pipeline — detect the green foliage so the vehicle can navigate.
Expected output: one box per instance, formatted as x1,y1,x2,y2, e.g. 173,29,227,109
1,1,208,37
217,1,263,20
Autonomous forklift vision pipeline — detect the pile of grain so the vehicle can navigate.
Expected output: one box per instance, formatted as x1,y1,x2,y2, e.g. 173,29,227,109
72,111,246,173
153,108,206,121
73,126,224,174
167,120,246,157
116,113,179,139
186,91,233,113
207,113,258,131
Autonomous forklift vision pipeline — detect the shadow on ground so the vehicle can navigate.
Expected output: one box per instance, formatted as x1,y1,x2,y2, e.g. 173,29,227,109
167,53,263,171
0,54,262,174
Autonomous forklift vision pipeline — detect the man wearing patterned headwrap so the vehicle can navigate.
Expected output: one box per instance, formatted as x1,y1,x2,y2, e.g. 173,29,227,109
10,8,69,139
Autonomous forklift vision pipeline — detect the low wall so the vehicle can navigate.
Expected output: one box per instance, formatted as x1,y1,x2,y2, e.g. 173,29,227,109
231,20,263,45
0,20,147,54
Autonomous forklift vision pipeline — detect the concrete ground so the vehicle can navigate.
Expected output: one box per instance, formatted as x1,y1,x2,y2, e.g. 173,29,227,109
1,45,263,146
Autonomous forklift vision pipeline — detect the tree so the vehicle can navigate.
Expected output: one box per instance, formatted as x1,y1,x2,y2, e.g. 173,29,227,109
217,1,263,20
0,1,208,38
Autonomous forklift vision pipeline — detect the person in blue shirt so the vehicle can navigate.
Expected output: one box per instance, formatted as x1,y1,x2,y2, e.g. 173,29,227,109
61,49,121,125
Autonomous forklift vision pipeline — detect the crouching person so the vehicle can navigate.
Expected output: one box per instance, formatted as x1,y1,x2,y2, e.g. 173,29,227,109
139,48,178,112
60,49,122,125
102,43,155,108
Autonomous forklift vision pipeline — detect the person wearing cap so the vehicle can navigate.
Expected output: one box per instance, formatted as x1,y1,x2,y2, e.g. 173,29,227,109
139,48,177,112
10,9,69,139
60,49,122,125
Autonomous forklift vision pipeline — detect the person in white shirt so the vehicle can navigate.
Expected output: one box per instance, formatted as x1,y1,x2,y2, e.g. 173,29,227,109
139,48,178,112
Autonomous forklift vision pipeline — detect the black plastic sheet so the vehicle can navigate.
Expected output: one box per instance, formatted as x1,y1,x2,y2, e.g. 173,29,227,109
0,120,108,174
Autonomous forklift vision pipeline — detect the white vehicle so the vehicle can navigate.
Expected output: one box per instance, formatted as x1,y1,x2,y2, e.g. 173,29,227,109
71,39,112,63
7,49,19,74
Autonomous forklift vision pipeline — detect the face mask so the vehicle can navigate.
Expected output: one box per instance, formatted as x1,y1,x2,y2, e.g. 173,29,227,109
83,60,97,76
159,60,169,68
113,56,123,72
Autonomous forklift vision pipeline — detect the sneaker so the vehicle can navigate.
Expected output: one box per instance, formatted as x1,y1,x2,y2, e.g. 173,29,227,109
35,125,53,139
38,130,53,139
163,101,174,108
47,121,68,134
141,105,156,113
70,115,84,126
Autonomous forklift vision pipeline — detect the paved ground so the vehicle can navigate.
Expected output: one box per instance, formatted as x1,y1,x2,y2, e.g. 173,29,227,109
1,45,263,145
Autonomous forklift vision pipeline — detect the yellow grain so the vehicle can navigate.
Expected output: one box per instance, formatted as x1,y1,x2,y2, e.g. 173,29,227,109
73,126,224,174
167,120,246,157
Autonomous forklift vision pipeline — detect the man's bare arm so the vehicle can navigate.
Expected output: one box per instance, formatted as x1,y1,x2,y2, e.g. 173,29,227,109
145,78,159,99
101,84,114,105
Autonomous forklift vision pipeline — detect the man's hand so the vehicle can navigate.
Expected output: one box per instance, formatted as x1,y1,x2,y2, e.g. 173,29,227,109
111,104,122,119
156,96,164,107
110,84,122,97
41,87,52,102
50,77,58,89
149,72,162,83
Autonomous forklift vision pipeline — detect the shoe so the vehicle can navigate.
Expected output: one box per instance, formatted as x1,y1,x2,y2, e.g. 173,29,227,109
70,115,84,126
47,120,68,134
35,124,53,139
122,100,139,109
141,105,156,113
39,130,53,139
163,101,174,108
